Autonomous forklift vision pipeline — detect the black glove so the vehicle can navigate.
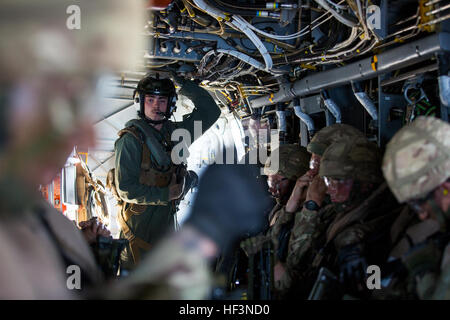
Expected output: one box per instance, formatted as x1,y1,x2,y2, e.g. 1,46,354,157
177,170,198,201
337,243,368,294
184,164,271,251
169,70,187,88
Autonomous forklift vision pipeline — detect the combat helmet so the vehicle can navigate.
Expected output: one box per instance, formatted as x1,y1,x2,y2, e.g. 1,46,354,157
382,116,450,203
307,124,366,156
264,144,310,180
320,138,383,183
134,75,177,123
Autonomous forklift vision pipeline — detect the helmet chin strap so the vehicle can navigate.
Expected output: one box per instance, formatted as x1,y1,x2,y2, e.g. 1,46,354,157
336,180,366,210
144,113,169,125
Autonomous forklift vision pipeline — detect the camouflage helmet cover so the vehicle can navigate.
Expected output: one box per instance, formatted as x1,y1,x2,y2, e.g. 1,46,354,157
382,116,450,203
319,137,383,183
307,124,366,156
264,144,310,180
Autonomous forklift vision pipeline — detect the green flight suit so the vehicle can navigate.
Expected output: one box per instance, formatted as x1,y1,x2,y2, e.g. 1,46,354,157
114,80,221,265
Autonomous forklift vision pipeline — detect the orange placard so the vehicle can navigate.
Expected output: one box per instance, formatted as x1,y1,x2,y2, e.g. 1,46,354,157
53,173,62,212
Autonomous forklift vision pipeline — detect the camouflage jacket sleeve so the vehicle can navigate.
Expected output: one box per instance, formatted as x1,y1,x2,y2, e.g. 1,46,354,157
114,133,170,205
177,80,221,142
241,206,294,257
269,206,295,254
285,207,322,274
240,233,270,256
333,224,369,250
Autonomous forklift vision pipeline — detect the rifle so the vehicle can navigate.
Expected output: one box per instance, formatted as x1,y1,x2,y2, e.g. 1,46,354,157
308,267,340,300
94,236,129,278
248,241,274,300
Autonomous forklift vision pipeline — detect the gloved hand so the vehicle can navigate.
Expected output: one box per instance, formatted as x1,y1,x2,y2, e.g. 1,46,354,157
169,71,186,88
337,243,368,294
185,170,198,190
79,217,111,245
169,69,203,91
184,164,271,251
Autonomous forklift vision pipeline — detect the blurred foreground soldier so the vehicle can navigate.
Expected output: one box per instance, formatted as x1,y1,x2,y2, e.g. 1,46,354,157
285,139,401,299
274,124,366,297
0,0,267,300
107,164,270,299
0,0,143,298
379,116,450,299
114,73,221,267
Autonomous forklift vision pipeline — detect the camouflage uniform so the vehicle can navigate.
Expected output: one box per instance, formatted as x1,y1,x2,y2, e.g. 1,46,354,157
105,226,214,299
264,144,311,229
376,116,450,299
275,124,367,296
0,0,141,298
240,144,311,257
281,139,401,299
238,145,310,298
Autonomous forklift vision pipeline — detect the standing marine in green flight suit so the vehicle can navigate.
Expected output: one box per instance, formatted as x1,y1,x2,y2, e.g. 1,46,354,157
114,74,221,266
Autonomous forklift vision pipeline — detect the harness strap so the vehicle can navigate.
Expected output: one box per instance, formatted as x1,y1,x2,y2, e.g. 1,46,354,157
117,203,152,265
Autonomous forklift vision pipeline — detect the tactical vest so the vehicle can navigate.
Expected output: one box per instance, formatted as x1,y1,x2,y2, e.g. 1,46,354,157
108,123,185,265
118,126,177,188
400,229,450,299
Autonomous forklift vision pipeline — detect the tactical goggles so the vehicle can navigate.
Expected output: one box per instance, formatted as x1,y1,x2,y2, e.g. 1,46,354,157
323,177,353,188
267,176,288,191
309,155,321,170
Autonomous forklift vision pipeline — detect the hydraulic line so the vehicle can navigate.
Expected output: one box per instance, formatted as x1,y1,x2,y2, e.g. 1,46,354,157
313,0,358,28
241,0,349,41
328,27,360,52
193,0,273,72
217,0,301,11
207,0,270,16
215,49,265,71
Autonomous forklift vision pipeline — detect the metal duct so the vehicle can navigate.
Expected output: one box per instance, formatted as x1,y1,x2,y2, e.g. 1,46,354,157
293,100,315,135
351,82,378,120
250,33,450,109
275,110,287,133
321,91,342,124
439,75,450,108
